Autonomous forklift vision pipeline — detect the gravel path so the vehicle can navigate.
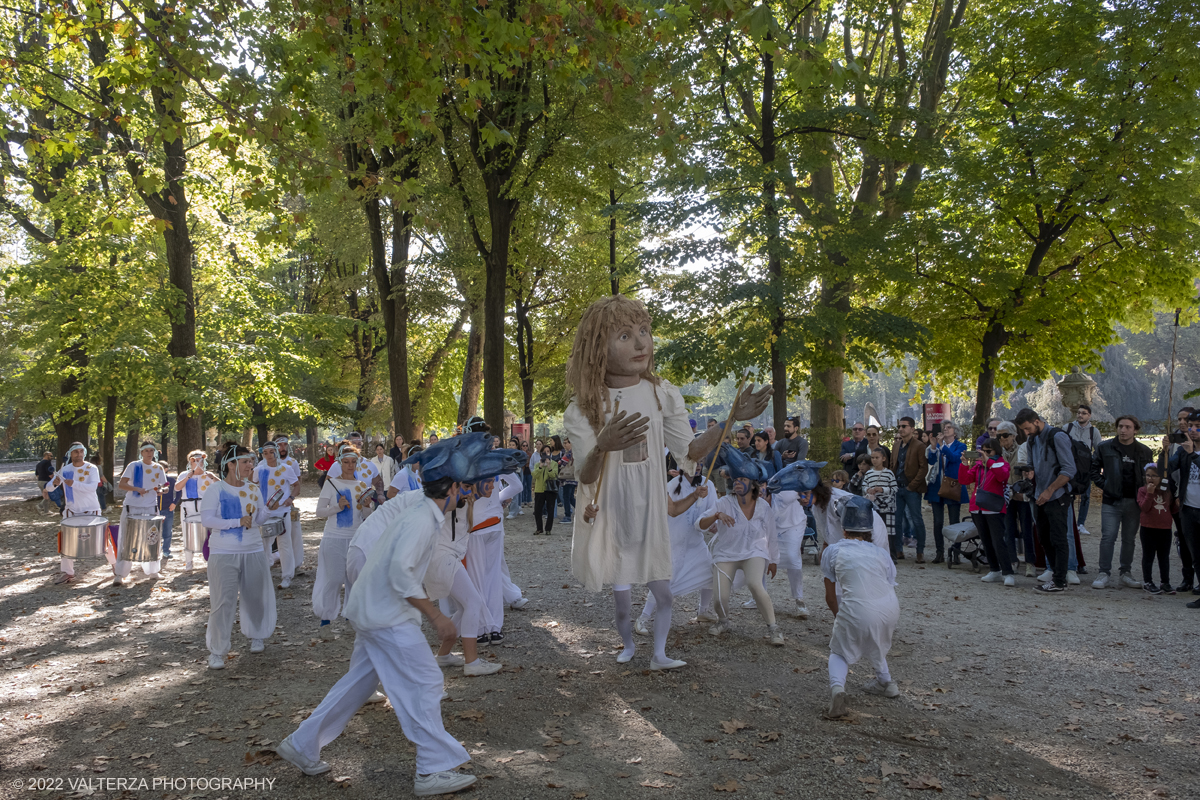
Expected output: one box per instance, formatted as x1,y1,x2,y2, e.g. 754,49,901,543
0,479,1197,800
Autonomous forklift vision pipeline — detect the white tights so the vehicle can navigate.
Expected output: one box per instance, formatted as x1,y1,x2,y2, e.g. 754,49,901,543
614,580,672,663
715,558,775,627
828,652,891,689
640,587,713,619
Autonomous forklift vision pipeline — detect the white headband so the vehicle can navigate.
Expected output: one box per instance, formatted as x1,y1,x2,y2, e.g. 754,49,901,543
67,443,88,459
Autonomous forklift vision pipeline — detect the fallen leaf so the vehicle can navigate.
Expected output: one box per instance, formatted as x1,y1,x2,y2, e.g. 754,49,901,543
902,775,943,791
494,757,513,764
456,709,485,721
720,719,749,734
573,794,588,799
663,770,683,777
932,656,951,663
639,780,674,789
881,763,910,777
758,731,780,742
831,756,846,765
713,779,739,792
616,772,631,778
858,776,881,784
332,775,352,787
728,750,753,761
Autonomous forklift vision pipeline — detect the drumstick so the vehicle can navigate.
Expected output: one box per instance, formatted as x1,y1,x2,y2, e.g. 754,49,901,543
704,368,752,485
584,397,621,525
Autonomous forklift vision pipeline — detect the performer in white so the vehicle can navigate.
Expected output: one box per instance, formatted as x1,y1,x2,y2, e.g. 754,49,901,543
387,453,423,499
766,460,831,619
50,442,103,585
275,436,302,474
821,495,901,719
314,446,377,636
634,468,717,632
200,443,277,669
114,441,167,585
563,295,771,670
696,445,783,645
274,440,478,797
255,441,302,587
174,450,219,571
327,436,384,496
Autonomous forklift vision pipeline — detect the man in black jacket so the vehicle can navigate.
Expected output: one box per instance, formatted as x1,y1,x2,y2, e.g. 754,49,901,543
35,451,55,514
1089,415,1153,590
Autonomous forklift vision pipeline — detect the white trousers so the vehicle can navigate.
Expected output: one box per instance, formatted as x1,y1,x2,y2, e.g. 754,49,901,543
275,512,303,579
58,507,104,577
465,529,505,634
345,549,366,596
115,505,162,579
314,536,351,621
500,548,523,605
289,623,469,776
446,563,486,639
206,551,277,656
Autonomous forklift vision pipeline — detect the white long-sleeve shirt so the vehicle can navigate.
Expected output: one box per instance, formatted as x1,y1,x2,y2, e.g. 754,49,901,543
316,477,375,537
121,460,167,511
343,495,446,631
468,474,522,536
199,480,266,554
255,460,301,519
49,461,102,515
703,494,779,564
347,490,427,585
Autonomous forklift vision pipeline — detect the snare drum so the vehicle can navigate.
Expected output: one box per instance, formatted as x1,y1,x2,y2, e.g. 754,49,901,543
183,521,207,552
119,514,164,562
260,517,285,545
59,515,109,559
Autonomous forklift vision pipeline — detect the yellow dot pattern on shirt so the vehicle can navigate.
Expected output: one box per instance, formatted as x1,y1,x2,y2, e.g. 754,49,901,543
239,491,247,497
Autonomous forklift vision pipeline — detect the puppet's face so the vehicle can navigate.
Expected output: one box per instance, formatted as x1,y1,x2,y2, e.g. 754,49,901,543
606,320,652,379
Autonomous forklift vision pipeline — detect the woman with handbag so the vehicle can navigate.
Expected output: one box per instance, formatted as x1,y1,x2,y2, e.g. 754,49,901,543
924,422,968,564
958,439,1013,586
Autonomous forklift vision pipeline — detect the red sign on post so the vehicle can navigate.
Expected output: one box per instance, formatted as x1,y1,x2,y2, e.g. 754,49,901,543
922,403,951,431
511,422,531,445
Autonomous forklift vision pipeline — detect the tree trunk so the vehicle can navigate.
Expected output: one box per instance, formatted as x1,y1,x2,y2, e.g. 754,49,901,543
457,300,485,426
365,195,415,438
609,182,619,296
483,201,516,433
760,38,788,433
160,412,170,463
102,395,117,485
514,294,536,426
306,424,318,464
123,421,140,472
410,308,469,441
973,319,1010,426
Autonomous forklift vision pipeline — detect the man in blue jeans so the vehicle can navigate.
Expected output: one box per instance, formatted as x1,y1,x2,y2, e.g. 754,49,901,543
889,417,929,562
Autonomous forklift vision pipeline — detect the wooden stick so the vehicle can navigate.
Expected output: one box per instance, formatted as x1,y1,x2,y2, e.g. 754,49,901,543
584,398,620,525
704,368,752,486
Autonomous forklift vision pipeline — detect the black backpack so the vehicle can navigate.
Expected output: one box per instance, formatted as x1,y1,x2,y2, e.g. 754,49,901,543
1042,426,1091,496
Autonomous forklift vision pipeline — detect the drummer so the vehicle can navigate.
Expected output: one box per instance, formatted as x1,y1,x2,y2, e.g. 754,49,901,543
173,450,219,571
314,445,377,637
200,442,277,669
256,441,302,588
275,436,302,474
115,441,168,586
328,433,385,498
49,442,103,585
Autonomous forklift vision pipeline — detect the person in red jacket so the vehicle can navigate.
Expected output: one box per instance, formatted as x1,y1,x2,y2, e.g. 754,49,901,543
959,439,1013,586
1137,465,1177,594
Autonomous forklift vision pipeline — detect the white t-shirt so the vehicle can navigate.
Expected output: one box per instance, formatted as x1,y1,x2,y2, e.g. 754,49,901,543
121,460,166,510
50,461,102,515
254,460,300,518
1186,460,1200,509
199,480,266,554
316,477,374,537
327,458,379,484
389,464,422,493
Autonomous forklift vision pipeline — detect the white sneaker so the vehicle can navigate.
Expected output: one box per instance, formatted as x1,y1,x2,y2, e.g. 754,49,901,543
1067,570,1080,585
742,598,757,609
366,690,388,704
463,659,503,677
695,609,719,623
280,577,291,589
1037,569,1053,583
319,622,334,640
649,657,687,671
794,601,809,619
1092,573,1110,589
708,620,731,637
768,625,784,646
509,597,529,610
207,653,226,670
633,617,650,636
275,735,331,776
250,638,264,653
436,653,466,667
414,770,477,797
1119,573,1140,589
184,560,194,572
862,679,900,697
1078,525,1090,536
826,686,849,719
1003,575,1015,587
1025,564,1036,578
980,571,1002,583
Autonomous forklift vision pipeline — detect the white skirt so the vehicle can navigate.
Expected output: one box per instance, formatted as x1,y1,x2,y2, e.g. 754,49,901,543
776,524,807,570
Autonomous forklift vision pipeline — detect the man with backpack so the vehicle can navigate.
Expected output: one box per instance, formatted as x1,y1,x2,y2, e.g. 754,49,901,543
1015,408,1078,593
1065,405,1103,535
1089,415,1153,590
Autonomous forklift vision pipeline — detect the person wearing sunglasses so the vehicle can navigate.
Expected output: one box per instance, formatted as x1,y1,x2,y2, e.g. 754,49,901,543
974,418,1003,449
889,417,928,562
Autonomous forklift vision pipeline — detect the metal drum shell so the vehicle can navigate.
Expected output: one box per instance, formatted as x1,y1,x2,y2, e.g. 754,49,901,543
119,514,164,562
183,521,207,552
260,517,285,544
59,515,109,559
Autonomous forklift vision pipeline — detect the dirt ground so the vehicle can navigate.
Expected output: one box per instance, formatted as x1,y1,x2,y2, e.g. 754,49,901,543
0,465,1197,800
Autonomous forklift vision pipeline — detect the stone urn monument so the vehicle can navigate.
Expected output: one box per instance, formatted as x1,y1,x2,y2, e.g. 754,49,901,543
1057,368,1097,413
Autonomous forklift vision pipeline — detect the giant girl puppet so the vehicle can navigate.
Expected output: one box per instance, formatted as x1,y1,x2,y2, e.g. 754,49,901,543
563,295,772,670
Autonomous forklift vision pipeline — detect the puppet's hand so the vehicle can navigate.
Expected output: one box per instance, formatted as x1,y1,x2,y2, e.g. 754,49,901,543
596,410,650,453
731,383,773,421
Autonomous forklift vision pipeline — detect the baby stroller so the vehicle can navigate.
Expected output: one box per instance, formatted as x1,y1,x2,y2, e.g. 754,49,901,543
802,525,820,565
941,520,986,572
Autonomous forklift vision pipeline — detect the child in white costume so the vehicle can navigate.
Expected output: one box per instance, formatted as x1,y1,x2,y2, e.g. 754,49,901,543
115,442,168,585
465,472,525,641
175,450,219,571
634,471,717,632
314,447,377,635
696,445,783,646
821,495,901,719
563,295,772,671
50,442,103,584
255,441,303,587
200,443,277,669
275,441,481,798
